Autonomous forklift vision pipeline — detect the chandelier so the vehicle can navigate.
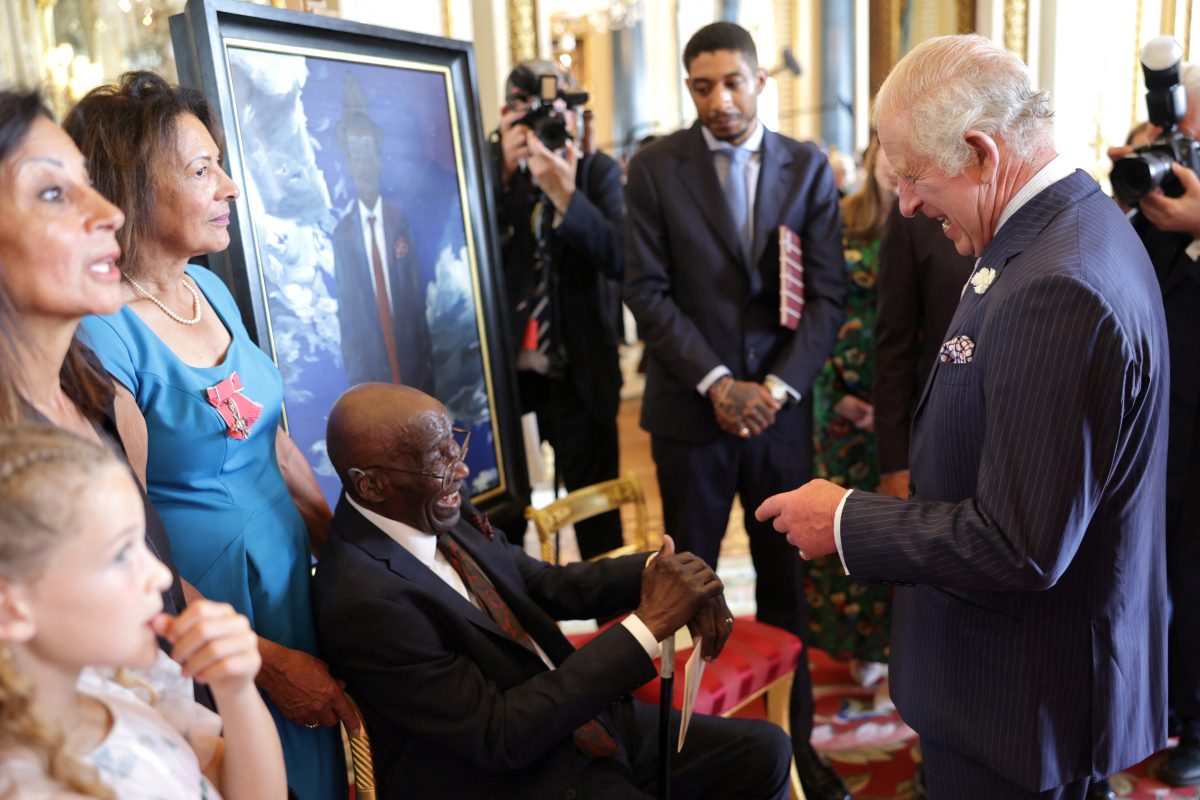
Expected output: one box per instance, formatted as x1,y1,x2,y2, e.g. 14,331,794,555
551,0,644,35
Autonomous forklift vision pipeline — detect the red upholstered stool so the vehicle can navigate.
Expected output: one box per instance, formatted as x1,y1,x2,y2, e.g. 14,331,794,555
567,616,805,799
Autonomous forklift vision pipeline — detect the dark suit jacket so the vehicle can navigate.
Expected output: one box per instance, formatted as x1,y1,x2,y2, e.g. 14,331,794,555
499,152,625,424
839,171,1169,790
1132,215,1200,535
623,122,845,444
874,205,977,474
313,499,656,799
332,201,434,393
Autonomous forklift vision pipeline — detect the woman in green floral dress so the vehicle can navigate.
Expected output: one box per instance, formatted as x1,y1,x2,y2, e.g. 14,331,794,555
808,135,899,683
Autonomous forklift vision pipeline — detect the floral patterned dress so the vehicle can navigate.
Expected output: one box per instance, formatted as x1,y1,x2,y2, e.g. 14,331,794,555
807,236,893,663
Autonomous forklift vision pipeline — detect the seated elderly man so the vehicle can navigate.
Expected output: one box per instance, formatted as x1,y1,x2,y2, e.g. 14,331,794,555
313,383,791,799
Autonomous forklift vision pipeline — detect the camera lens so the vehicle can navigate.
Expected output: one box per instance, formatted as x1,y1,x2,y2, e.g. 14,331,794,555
1111,150,1176,202
532,115,570,151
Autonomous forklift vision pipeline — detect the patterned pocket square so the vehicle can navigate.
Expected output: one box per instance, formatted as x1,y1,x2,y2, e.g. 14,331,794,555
938,335,975,364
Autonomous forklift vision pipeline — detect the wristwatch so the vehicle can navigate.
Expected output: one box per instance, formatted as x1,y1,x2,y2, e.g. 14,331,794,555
764,375,791,407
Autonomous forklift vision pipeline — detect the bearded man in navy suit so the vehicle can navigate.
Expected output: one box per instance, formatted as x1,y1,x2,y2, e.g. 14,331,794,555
758,35,1169,799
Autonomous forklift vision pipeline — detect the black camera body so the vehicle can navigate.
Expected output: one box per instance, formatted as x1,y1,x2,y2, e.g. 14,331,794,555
507,66,589,152
1111,36,1200,207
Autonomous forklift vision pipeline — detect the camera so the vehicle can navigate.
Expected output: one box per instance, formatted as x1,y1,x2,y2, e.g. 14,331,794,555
1111,36,1200,206
506,64,589,152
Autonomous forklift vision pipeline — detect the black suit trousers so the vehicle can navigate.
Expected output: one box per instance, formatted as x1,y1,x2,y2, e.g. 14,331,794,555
521,371,624,559
578,699,791,799
1168,417,1200,738
921,739,1090,800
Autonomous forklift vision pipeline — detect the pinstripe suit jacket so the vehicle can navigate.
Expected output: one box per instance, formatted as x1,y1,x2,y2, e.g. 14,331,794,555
840,170,1169,790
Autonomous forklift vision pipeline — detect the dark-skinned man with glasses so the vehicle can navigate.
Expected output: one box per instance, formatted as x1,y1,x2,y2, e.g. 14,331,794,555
312,382,791,799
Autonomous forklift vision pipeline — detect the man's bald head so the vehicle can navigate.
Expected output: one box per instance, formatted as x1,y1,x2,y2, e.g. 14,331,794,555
327,383,448,489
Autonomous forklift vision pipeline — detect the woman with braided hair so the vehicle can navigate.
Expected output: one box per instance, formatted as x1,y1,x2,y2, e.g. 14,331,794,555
0,425,285,798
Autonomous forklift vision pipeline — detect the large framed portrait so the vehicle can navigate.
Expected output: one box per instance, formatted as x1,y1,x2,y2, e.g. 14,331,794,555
169,0,529,517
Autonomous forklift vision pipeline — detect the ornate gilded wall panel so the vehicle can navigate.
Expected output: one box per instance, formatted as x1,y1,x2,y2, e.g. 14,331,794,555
957,0,975,33
509,0,537,64
1004,0,1028,62
868,0,902,98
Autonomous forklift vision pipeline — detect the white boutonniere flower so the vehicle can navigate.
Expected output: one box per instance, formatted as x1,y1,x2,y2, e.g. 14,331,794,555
970,267,997,295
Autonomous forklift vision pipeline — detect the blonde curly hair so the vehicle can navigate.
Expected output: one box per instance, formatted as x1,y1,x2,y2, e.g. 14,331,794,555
0,425,127,799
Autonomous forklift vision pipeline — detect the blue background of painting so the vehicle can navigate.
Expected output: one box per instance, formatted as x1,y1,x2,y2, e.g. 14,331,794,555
229,50,500,508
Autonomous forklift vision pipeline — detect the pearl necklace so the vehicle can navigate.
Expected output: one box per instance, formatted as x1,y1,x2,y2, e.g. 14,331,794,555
124,274,202,326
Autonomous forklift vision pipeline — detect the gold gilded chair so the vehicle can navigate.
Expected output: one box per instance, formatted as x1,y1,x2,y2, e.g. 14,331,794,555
526,472,650,563
341,696,376,800
524,473,807,799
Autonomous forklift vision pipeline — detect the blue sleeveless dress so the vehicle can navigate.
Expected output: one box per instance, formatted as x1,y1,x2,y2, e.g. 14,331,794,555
79,266,344,800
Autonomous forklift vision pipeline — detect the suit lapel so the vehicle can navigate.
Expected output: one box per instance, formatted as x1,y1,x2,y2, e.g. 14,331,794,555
347,203,370,272
911,170,1099,422
450,523,570,661
751,130,794,268
676,124,744,266
335,499,511,643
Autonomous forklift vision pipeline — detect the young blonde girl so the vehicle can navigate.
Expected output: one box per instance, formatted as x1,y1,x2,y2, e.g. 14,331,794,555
0,425,286,798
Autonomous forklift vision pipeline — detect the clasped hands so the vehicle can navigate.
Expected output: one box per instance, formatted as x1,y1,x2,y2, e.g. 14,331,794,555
708,376,781,438
636,535,733,661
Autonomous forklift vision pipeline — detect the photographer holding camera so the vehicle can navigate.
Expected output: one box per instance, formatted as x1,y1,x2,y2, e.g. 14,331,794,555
491,60,626,558
1109,36,1200,789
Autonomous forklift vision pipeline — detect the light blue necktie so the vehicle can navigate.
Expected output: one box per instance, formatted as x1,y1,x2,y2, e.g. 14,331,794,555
720,147,752,263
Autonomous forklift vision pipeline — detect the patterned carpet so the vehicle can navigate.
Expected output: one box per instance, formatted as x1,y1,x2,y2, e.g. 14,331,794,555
726,641,1200,800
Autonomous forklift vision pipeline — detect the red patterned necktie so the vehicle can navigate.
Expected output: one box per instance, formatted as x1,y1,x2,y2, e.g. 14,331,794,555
366,214,402,384
436,533,618,758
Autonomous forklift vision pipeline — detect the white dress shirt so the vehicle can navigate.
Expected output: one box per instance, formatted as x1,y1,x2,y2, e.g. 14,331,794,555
694,122,800,401
345,496,660,663
358,196,392,311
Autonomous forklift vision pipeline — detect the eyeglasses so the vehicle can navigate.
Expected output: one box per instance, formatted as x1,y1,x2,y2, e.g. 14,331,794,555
353,428,470,494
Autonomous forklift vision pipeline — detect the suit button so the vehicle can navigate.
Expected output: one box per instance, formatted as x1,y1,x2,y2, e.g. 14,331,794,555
908,482,916,497
565,791,578,799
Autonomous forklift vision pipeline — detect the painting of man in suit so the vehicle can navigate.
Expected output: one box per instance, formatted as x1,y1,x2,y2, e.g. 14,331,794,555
759,34,1169,799
332,73,434,393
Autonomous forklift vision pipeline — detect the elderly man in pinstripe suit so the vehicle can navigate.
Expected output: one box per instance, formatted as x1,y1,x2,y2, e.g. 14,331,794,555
758,35,1169,800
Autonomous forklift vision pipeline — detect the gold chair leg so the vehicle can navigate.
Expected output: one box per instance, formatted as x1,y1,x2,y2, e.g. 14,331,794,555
764,671,806,800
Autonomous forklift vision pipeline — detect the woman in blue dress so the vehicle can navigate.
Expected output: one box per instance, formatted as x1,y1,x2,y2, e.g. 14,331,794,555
67,72,351,800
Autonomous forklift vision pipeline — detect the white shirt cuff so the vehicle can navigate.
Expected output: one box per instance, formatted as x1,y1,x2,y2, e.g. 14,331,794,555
623,614,663,660
765,374,801,402
696,366,731,396
832,489,853,574
1186,239,1200,262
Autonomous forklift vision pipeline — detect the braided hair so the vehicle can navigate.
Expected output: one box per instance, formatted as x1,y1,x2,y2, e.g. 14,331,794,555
0,425,124,799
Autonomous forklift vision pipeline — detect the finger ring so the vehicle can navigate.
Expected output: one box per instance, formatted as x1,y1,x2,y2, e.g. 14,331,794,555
797,548,811,560
304,723,319,729
738,426,750,437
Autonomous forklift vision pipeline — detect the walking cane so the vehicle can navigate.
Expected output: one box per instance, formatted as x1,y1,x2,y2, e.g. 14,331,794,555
657,634,676,800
